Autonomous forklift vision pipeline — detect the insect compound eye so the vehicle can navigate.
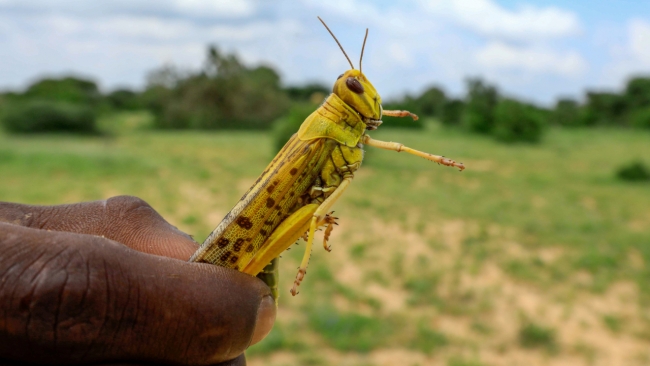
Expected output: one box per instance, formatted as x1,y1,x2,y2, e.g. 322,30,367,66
346,77,364,94
337,74,344,80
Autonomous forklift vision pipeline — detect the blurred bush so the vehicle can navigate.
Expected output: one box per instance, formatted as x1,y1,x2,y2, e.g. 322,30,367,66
616,161,650,182
629,107,650,129
582,92,627,126
440,99,464,126
272,102,316,152
551,98,581,127
380,95,423,129
1,100,96,134
23,76,101,106
462,78,498,134
416,86,446,118
493,99,545,143
381,86,445,129
106,89,142,111
624,77,650,111
147,47,289,130
285,83,329,102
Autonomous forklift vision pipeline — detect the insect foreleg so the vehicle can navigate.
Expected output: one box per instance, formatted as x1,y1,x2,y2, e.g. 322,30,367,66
291,175,353,296
382,109,419,120
361,135,465,171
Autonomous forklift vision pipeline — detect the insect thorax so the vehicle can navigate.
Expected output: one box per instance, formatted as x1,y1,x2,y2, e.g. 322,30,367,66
298,93,367,148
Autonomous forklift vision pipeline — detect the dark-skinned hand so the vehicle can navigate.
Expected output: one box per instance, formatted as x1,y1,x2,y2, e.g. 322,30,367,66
0,196,276,366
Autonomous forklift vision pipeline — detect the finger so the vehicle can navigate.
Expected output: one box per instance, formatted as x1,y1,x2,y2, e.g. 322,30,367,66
0,223,276,365
0,196,198,260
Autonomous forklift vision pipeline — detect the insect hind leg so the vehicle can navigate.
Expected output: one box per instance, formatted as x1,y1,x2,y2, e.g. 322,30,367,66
321,212,338,252
291,176,353,296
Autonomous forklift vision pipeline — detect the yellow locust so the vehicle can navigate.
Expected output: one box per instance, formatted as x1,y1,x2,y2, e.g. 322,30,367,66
190,17,464,301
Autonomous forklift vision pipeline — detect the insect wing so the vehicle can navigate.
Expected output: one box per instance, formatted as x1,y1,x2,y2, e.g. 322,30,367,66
191,134,334,269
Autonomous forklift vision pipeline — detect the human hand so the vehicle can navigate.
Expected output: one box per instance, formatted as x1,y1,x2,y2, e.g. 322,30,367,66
0,196,276,366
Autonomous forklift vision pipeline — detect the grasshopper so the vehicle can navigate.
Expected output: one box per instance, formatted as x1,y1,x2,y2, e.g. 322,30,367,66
190,17,464,301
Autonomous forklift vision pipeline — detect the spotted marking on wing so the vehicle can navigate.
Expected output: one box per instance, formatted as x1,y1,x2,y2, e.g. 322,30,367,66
266,198,275,208
217,238,229,248
220,251,232,262
236,217,253,230
233,238,245,252
192,135,337,269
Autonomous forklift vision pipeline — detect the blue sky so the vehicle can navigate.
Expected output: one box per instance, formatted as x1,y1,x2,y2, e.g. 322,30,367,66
0,0,649,105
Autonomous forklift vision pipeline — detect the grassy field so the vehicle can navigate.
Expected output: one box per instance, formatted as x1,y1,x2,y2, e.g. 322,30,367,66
1,112,649,365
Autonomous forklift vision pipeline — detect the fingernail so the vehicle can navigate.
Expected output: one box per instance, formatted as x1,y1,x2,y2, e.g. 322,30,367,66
250,295,276,346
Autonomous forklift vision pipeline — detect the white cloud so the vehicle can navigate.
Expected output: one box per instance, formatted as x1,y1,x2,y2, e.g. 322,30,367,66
476,42,587,77
172,0,253,18
629,19,650,63
423,0,581,42
596,18,650,87
0,0,255,18
93,16,197,41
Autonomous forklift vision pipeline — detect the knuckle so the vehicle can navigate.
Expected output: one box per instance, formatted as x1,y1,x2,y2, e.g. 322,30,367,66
106,195,154,214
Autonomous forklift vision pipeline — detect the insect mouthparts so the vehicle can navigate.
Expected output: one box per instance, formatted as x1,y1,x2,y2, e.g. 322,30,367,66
364,118,383,130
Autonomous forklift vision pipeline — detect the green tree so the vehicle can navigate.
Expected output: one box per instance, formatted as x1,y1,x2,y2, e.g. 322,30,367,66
624,77,650,111
149,47,289,130
415,86,446,118
379,94,423,129
582,92,626,126
24,76,101,106
629,107,650,129
284,83,329,102
1,100,96,134
106,89,142,110
462,78,498,134
552,98,581,127
440,99,464,126
493,99,545,143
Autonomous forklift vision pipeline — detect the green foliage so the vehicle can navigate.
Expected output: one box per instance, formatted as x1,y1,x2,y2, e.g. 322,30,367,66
552,98,581,127
272,102,316,152
1,100,96,134
441,99,464,126
106,89,142,110
493,99,545,143
149,47,289,130
583,92,627,126
382,86,445,129
616,160,650,182
381,95,423,129
284,83,329,102
518,323,557,352
462,78,498,134
624,76,650,111
23,76,101,106
629,107,650,129
417,86,447,117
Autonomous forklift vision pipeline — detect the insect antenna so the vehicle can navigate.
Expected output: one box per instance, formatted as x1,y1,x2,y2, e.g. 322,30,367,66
317,16,355,69
359,28,368,74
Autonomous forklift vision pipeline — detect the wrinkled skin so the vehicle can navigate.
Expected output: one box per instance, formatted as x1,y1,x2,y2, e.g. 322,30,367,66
0,196,276,366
